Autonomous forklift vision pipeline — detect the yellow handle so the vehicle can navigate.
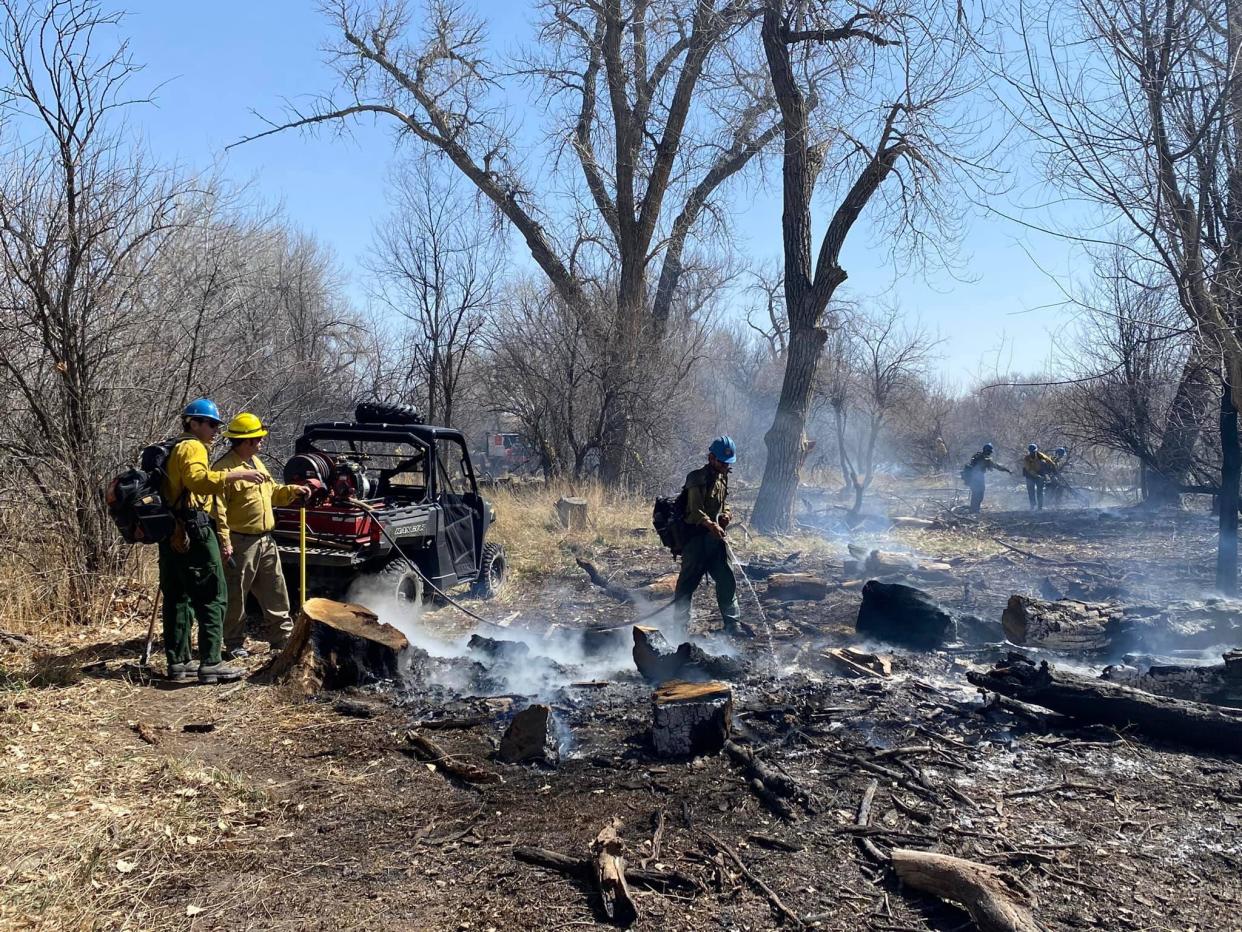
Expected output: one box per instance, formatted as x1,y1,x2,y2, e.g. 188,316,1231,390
299,506,307,607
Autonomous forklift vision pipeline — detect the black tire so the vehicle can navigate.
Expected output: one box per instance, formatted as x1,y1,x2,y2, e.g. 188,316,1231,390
471,542,507,599
368,558,425,606
355,401,422,425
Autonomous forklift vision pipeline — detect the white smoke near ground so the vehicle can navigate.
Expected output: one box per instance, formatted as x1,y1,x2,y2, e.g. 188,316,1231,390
347,575,671,700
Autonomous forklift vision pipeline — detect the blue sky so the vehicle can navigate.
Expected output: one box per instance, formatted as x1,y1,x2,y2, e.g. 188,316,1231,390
118,0,1082,383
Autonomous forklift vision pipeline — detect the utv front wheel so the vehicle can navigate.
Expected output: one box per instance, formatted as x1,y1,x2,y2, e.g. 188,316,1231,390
471,543,507,599
369,558,425,606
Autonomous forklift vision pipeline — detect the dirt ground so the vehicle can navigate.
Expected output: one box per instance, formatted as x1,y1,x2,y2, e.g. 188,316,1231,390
4,479,1242,931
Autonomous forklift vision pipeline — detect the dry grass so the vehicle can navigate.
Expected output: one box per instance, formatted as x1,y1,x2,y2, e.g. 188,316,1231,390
0,628,318,931
487,481,651,581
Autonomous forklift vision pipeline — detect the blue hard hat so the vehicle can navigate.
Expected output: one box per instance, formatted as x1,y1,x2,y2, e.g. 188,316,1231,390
709,435,737,464
182,398,223,424
1028,443,1038,453
982,442,994,453
1055,447,1067,456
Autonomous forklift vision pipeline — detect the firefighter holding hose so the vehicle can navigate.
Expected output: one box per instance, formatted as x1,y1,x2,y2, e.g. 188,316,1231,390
213,412,309,657
673,436,748,637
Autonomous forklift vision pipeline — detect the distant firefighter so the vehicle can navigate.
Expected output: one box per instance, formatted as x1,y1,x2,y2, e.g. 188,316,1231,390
933,435,948,471
961,443,1012,513
1022,443,1057,510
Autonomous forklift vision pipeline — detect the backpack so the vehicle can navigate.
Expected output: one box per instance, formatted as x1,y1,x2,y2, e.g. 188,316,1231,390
104,439,187,544
959,462,974,487
652,487,689,555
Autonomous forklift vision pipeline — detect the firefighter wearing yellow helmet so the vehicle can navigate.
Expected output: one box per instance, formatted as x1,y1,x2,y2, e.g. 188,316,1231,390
211,413,308,656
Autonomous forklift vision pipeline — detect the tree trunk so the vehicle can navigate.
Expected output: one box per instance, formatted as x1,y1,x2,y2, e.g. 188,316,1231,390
752,307,829,530
1148,340,1213,505
1218,378,1240,594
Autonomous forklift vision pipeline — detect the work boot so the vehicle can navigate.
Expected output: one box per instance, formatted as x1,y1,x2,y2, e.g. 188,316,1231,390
198,662,244,684
227,646,250,660
722,618,757,639
167,661,199,682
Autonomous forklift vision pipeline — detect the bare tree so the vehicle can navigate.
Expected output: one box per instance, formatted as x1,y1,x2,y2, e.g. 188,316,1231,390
750,0,982,530
1010,0,1242,589
835,309,936,514
1056,251,1208,499
241,0,779,482
0,0,201,620
368,165,500,426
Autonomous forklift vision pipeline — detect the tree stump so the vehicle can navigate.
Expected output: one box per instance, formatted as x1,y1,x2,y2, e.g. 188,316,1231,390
856,581,954,649
651,680,732,757
257,598,409,694
766,572,828,601
499,703,559,765
556,496,589,530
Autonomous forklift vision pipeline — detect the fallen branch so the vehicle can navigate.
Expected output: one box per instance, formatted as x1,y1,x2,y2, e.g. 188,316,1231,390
403,731,501,785
576,558,636,604
513,846,698,892
592,818,637,926
855,778,888,863
891,848,1042,932
703,830,803,928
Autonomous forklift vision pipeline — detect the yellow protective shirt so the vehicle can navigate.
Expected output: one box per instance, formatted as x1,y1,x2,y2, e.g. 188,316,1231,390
211,450,303,549
161,433,229,513
1022,451,1056,479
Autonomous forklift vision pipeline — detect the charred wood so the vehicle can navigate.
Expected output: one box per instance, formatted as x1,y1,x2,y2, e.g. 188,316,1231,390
632,626,743,684
857,581,954,649
1002,595,1242,655
1101,650,1242,708
403,731,502,785
967,654,1242,752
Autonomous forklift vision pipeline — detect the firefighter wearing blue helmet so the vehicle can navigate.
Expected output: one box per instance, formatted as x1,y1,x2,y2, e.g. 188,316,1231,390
962,442,1011,514
673,436,747,636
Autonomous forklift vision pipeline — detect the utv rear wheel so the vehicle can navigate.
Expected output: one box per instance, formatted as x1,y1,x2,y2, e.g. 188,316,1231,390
371,558,425,606
471,543,507,599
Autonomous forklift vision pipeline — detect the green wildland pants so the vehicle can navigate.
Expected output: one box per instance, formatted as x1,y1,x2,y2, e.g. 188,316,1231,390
158,518,226,667
673,532,740,626
223,532,292,649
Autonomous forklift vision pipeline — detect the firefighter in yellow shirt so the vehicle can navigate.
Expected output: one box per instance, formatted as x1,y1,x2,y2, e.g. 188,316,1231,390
160,399,265,683
213,413,308,656
1022,443,1057,511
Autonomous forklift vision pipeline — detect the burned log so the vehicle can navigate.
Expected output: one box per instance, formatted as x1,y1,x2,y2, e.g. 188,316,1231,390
1002,594,1242,655
499,704,559,766
765,572,828,601
632,626,743,684
891,848,1041,932
467,634,531,663
967,654,1242,752
651,681,732,757
258,598,408,694
1102,651,1242,708
856,581,954,649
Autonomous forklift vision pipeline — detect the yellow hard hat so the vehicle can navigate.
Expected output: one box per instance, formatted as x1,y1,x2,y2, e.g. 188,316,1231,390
224,412,268,439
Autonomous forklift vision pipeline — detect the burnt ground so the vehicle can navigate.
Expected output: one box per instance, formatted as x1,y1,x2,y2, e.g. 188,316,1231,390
4,482,1242,931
